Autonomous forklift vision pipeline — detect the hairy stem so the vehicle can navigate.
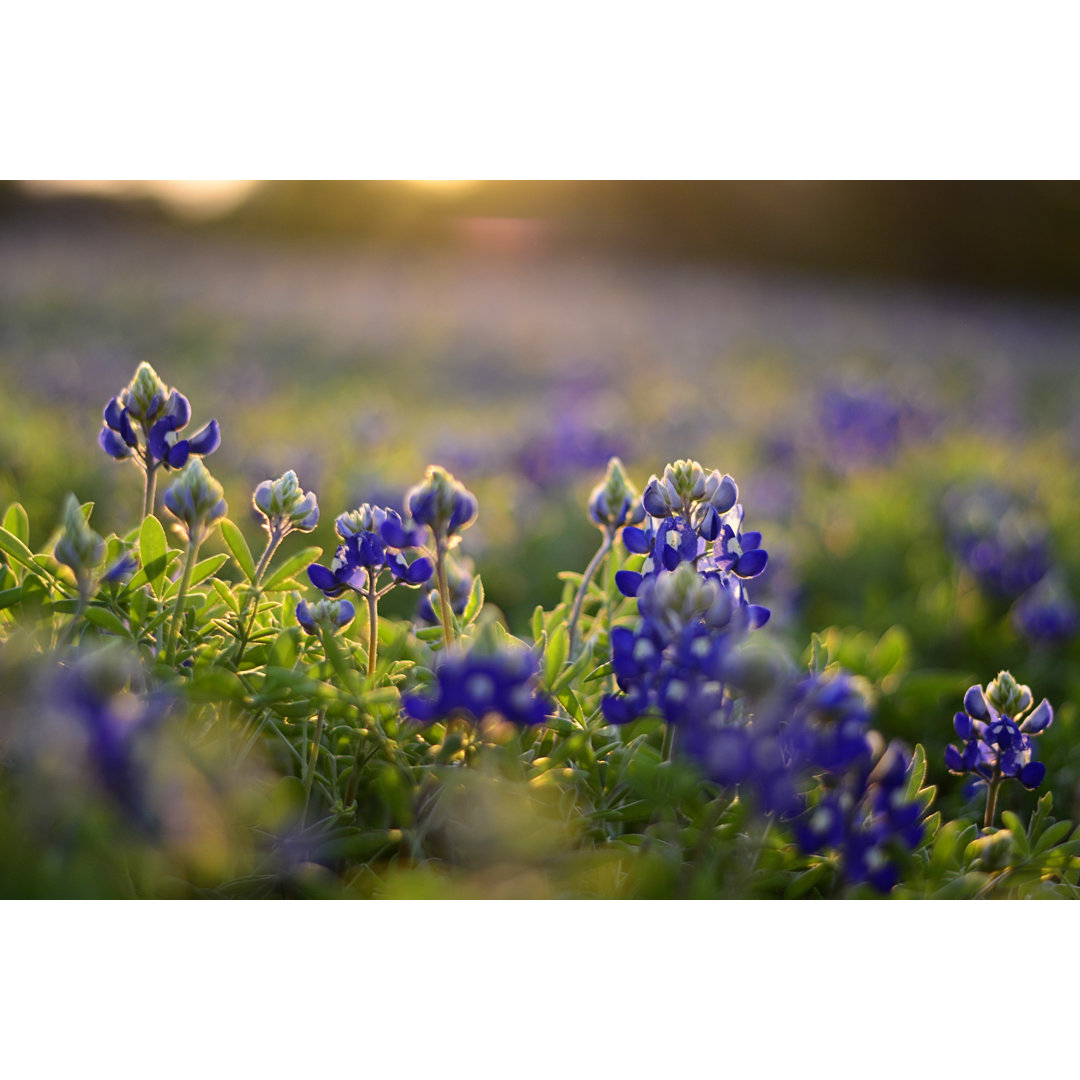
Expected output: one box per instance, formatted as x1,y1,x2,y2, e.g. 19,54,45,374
366,583,379,682
984,766,1004,830
302,709,327,824
568,527,615,658
435,539,454,651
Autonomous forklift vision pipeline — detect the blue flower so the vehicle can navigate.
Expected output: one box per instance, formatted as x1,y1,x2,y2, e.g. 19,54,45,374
403,648,553,727
945,674,1053,792
308,503,433,599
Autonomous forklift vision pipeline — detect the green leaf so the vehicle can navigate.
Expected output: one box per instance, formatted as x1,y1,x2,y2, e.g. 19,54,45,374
584,660,615,684
1000,811,1030,858
0,586,22,611
83,606,131,637
903,743,928,802
0,526,54,583
2,503,29,546
809,632,828,675
139,514,169,598
462,574,484,626
869,624,910,680
544,623,569,688
531,605,544,645
263,546,322,591
415,626,444,642
220,519,256,582
1034,820,1074,854
211,578,240,615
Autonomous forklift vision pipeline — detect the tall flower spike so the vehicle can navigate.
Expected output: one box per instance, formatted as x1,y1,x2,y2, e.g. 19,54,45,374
99,361,221,518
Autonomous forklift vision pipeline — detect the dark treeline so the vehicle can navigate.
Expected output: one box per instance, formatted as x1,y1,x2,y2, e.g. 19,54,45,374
5,180,1080,297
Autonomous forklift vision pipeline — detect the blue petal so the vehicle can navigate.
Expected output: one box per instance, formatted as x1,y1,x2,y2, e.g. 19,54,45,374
1019,761,1045,789
187,419,220,456
147,419,172,462
104,397,125,429
953,712,973,739
295,600,316,634
622,526,652,555
163,391,191,430
308,563,345,597
166,440,190,469
964,685,990,720
734,548,768,579
642,480,670,518
404,557,433,585
99,427,133,459
944,744,965,772
741,531,762,551
615,570,642,597
1022,698,1053,734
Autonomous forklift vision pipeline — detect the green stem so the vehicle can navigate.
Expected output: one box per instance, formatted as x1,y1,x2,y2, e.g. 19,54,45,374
302,709,327,824
568,527,615,658
984,767,1003,830
142,464,158,521
365,583,379,682
232,529,284,671
166,529,202,664
435,539,454,651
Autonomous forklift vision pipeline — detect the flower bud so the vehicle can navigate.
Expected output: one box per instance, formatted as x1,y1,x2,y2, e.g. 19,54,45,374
54,494,105,586
253,470,320,534
986,670,1032,717
163,459,227,541
637,563,730,639
588,457,642,529
296,597,356,636
121,362,170,427
406,465,477,541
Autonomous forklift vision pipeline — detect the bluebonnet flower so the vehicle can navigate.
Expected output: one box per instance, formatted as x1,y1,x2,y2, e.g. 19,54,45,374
307,504,433,599
99,362,220,483
403,648,553,727
45,650,177,828
296,597,356,636
253,470,319,537
945,672,1053,796
942,486,1052,599
795,741,923,893
588,456,644,531
406,465,478,544
515,405,625,492
1012,575,1078,643
818,384,904,470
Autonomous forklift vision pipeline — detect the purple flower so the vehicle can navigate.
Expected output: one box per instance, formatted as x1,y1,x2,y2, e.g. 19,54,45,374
403,648,553,727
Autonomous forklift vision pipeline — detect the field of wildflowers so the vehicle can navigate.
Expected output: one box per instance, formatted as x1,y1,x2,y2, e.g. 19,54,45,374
3,211,1080,899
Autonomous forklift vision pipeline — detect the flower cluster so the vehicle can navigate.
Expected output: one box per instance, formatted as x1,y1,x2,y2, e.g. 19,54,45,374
615,460,768,624
794,741,923,893
945,671,1053,792
308,505,433,599
942,485,1052,600
253,470,319,538
406,465,477,545
1012,574,1078,644
403,648,553,727
99,362,220,475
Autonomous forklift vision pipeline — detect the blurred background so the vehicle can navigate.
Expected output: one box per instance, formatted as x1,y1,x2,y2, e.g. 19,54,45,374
3,178,1080,848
